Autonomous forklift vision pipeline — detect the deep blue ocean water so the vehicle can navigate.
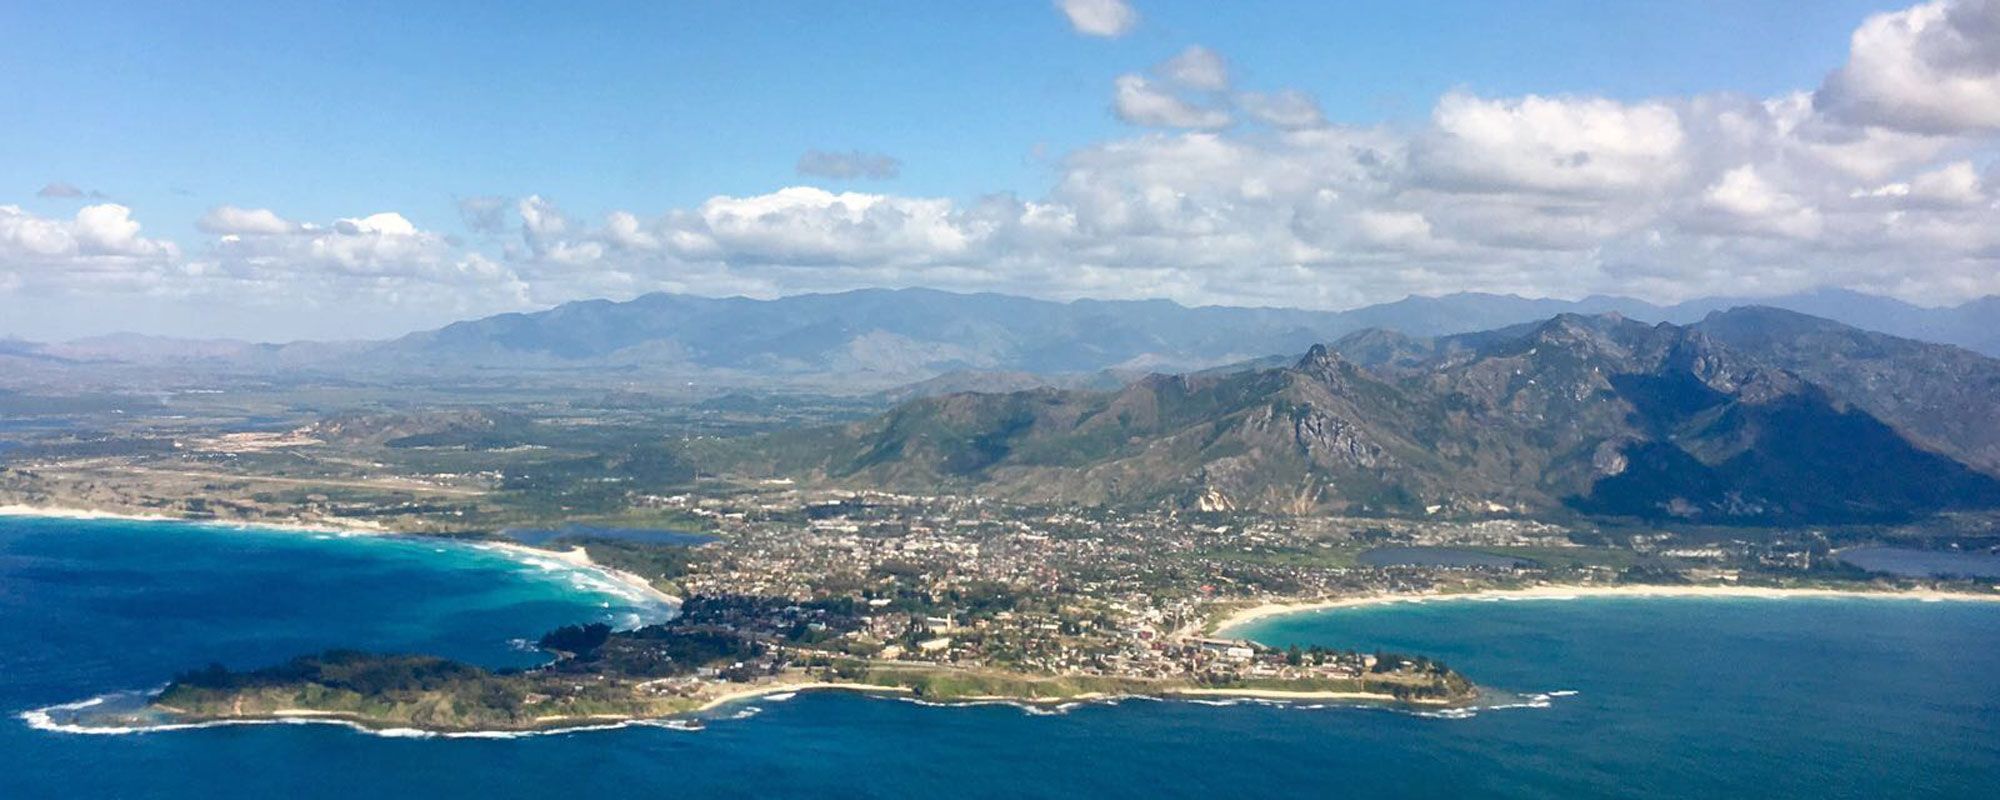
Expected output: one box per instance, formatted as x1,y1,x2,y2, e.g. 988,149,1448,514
4,516,1997,798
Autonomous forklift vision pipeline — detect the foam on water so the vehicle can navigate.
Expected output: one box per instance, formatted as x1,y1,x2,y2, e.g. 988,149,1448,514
23,695,729,740
887,688,1554,720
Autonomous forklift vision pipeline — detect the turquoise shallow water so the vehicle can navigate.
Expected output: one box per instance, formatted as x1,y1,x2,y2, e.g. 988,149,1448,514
3,516,1997,798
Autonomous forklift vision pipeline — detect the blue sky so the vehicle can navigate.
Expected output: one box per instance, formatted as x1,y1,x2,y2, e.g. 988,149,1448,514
6,0,1893,232
3,0,1998,339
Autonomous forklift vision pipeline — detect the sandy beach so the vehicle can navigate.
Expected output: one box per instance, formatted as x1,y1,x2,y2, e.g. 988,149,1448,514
477,540,683,609
0,503,385,535
693,682,911,712
1211,583,2000,636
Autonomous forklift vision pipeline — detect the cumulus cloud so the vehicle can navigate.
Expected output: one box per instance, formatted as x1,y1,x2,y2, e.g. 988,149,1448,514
182,208,532,319
0,204,180,295
795,149,903,180
197,205,300,235
1695,165,1826,239
517,195,568,240
1411,93,1688,197
1236,89,1326,129
1907,159,1987,203
508,195,611,266
1157,46,1230,91
1816,0,2000,133
203,210,446,277
1113,74,1231,129
1056,0,1137,38
681,187,975,266
603,211,662,251
1855,160,1988,205
1,204,175,260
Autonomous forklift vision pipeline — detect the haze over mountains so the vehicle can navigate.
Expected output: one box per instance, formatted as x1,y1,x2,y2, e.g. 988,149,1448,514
720,307,2000,525
5,288,1999,393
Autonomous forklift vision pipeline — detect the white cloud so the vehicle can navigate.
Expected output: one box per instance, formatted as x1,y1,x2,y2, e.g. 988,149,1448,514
1907,159,1987,204
1412,93,1688,196
682,186,975,265
1696,165,1825,239
198,209,494,286
0,205,87,258
1857,160,1989,205
1113,74,1231,129
513,195,583,262
1816,0,2000,133
0,204,175,261
1350,210,1434,248
1157,46,1229,91
516,196,567,240
1056,0,1137,38
197,205,300,235
603,211,662,251
1236,90,1326,129
334,211,420,237
0,204,179,295
72,205,172,258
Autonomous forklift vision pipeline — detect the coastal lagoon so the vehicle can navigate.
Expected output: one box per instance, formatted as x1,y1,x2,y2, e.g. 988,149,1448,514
1838,546,2000,580
6,516,1998,798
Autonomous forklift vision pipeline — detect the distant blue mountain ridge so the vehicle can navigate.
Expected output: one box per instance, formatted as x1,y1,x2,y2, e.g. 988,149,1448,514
16,288,1999,390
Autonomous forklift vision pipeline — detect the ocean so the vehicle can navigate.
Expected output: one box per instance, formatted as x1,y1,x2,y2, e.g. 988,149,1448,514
4,515,1996,798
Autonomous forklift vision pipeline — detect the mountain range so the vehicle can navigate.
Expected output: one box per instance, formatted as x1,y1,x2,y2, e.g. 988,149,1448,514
5,288,1998,392
717,308,2000,525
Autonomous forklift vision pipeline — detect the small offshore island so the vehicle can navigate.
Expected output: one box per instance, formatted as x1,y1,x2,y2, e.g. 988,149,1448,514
146,603,1472,733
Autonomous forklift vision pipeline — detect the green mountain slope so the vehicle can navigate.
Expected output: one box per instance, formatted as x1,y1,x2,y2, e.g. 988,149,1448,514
726,313,2000,524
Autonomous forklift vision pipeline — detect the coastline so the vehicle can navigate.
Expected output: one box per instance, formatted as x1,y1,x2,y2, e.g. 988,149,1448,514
477,539,683,610
1212,583,2000,637
32,679,1447,737
0,503,386,536
1168,687,1440,705
0,502,680,615
691,681,913,712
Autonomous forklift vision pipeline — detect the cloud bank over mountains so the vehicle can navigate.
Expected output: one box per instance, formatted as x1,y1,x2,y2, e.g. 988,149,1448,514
4,0,1999,339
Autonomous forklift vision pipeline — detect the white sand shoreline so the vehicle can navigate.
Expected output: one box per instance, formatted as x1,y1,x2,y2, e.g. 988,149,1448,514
478,539,683,610
693,682,912,712
0,503,385,535
1212,583,2000,636
0,503,680,614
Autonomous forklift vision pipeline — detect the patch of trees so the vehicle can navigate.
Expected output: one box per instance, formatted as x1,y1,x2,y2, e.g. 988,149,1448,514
538,622,613,654
575,626,766,677
169,650,490,696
